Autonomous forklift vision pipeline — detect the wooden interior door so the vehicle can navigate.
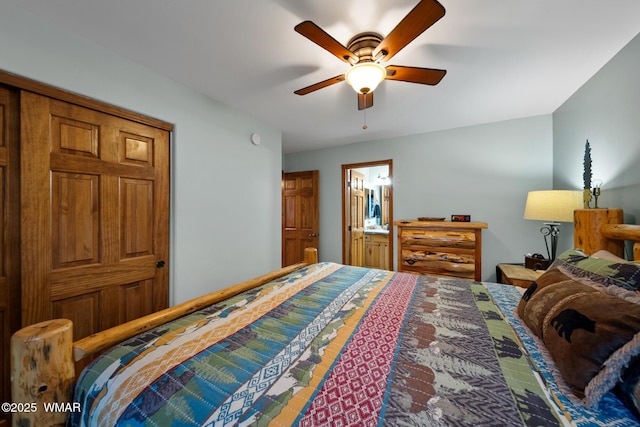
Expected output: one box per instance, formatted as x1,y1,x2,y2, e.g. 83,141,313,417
20,91,170,338
381,185,390,225
282,170,320,266
0,86,19,427
349,170,366,266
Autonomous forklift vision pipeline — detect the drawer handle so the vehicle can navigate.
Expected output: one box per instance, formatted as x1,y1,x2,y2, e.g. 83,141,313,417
406,259,416,265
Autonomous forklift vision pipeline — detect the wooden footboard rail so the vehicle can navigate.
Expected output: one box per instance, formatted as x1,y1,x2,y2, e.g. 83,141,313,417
601,223,640,261
10,248,318,427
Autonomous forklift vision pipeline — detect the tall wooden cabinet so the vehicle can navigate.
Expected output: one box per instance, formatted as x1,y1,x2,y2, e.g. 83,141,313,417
0,73,172,426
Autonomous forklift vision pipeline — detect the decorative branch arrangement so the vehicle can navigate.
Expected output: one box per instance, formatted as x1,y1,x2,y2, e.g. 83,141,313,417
582,140,602,208
583,140,592,208
583,141,592,190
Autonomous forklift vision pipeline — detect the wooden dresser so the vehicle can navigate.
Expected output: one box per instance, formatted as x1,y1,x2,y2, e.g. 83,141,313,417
395,220,488,280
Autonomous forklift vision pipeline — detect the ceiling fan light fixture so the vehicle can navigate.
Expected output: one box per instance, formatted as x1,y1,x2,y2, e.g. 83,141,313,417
345,62,386,94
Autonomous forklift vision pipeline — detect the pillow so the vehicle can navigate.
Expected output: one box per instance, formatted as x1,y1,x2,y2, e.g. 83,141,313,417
517,260,580,318
592,249,629,262
518,248,640,319
519,279,599,337
615,355,640,419
538,290,640,405
517,249,640,411
553,249,640,295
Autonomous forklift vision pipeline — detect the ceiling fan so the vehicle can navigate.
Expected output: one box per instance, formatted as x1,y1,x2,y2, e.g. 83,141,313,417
294,0,447,110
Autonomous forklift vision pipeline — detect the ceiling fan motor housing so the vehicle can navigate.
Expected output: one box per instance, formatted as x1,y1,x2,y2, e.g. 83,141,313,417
347,33,384,64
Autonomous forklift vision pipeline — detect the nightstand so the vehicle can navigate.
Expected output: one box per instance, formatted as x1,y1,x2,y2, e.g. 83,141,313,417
496,264,544,288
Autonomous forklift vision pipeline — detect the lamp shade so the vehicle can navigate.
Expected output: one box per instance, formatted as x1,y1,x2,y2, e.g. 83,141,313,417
523,190,583,223
344,62,386,94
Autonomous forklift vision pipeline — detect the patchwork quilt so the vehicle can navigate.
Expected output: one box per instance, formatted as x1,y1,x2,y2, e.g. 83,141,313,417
71,263,569,426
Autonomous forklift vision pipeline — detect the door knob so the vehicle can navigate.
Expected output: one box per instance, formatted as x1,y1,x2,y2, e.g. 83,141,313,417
309,233,318,237
156,260,166,268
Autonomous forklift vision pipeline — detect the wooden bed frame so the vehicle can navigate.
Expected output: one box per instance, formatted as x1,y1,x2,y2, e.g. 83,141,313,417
600,224,640,260
10,248,318,427
9,222,640,427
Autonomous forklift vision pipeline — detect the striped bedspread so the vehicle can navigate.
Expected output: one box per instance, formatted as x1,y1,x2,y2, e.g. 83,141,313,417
71,263,566,426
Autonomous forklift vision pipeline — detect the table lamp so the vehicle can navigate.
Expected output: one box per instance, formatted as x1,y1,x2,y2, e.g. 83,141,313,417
523,190,583,261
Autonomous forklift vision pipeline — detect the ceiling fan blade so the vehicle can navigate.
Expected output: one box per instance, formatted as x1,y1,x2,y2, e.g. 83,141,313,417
358,92,374,110
385,65,446,85
294,75,345,95
295,21,357,63
373,0,445,62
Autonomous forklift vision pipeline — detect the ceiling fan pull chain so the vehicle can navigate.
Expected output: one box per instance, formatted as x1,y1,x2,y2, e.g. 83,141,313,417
362,94,368,130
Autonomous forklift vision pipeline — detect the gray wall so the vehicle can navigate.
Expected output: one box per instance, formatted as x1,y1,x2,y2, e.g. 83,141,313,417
285,115,554,281
285,31,640,274
0,1,283,304
4,0,635,296
553,33,640,229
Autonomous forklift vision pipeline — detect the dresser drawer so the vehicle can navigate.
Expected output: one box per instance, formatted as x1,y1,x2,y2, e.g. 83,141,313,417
399,228,476,249
400,249,475,279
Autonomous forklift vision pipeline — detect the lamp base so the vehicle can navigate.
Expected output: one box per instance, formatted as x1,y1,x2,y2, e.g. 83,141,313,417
525,256,551,271
541,222,561,261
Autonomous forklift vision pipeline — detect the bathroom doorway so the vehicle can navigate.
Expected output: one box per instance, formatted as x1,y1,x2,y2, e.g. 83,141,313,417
342,160,393,270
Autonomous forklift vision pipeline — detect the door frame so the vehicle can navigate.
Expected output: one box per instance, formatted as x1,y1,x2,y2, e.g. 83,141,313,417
341,159,393,269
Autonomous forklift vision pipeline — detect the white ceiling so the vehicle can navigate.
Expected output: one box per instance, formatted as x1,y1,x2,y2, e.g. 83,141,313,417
8,0,640,153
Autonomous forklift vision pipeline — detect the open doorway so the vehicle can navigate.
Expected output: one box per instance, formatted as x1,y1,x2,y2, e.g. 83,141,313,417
342,160,393,270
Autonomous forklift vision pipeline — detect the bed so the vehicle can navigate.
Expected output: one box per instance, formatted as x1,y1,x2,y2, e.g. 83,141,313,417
10,225,640,426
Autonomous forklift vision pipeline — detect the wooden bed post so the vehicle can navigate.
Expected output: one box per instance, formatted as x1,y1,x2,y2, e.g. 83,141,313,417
574,209,624,256
304,247,318,265
11,319,74,427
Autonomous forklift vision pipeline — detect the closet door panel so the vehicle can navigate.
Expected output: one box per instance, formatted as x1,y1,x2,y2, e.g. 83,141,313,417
0,86,19,427
51,115,99,157
120,280,154,324
21,92,170,333
97,279,154,330
121,178,154,259
51,172,100,269
52,292,101,341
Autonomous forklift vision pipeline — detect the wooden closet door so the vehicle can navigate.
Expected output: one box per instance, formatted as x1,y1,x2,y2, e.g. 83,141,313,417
0,86,19,427
20,92,170,338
